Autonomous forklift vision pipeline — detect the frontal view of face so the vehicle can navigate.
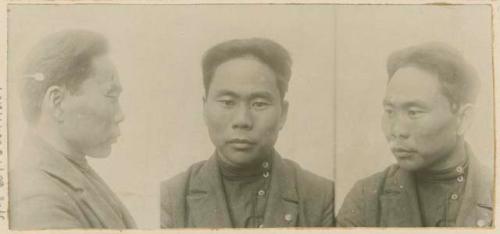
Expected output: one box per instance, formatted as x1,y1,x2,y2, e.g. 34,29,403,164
204,56,288,168
382,66,460,171
60,55,124,158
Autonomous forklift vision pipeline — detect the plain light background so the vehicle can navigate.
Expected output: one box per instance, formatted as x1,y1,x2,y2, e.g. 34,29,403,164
335,5,494,213
7,4,336,228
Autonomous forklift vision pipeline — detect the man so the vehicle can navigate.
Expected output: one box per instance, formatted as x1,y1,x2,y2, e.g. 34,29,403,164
337,42,492,227
160,38,334,228
10,30,136,229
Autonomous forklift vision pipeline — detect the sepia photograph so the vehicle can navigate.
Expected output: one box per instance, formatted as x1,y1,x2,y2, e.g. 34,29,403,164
7,4,336,229
335,5,494,227
1,1,497,233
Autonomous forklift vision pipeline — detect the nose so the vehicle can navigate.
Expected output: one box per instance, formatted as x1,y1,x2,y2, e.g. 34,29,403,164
232,104,253,130
389,113,410,140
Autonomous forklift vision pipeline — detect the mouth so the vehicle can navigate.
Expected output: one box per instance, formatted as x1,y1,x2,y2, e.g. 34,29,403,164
391,147,417,159
108,136,119,144
227,138,256,150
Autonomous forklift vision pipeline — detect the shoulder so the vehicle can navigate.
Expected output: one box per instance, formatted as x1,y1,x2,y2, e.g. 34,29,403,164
10,165,71,203
343,163,400,205
280,158,334,206
9,166,81,227
281,158,334,191
161,160,208,193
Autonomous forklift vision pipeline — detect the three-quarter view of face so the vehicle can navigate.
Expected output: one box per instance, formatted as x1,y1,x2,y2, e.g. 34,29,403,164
204,56,288,168
382,66,460,171
6,4,494,231
59,55,124,158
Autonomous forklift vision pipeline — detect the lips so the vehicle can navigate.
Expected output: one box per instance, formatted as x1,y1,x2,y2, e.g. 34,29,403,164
227,138,256,150
391,147,417,158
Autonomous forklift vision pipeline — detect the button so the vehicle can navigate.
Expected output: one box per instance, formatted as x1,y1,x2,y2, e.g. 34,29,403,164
258,190,266,196
258,224,264,228
451,193,458,200
457,175,464,182
284,214,293,222
456,166,463,173
476,219,487,227
263,171,270,178
262,161,269,169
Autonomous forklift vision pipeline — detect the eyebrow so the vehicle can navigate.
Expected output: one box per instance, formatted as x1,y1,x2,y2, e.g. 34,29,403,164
249,91,274,100
214,90,238,98
213,90,274,100
383,99,429,109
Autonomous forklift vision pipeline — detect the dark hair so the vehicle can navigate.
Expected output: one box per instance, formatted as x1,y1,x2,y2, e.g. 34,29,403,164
387,42,480,110
20,29,109,123
202,38,292,99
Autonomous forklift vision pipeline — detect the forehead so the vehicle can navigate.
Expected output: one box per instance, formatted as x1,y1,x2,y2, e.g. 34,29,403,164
209,56,279,96
384,66,446,105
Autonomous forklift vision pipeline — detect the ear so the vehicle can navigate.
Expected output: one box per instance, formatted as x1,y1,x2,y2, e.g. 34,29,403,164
456,103,474,136
43,85,66,122
278,100,289,130
202,96,208,125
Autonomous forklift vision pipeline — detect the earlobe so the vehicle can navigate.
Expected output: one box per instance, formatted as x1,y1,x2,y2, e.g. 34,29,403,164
44,86,65,122
457,104,474,136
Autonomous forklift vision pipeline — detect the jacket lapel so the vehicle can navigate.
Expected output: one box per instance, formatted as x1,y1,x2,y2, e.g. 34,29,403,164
30,135,129,229
456,147,493,227
186,154,232,227
379,166,422,227
262,152,299,227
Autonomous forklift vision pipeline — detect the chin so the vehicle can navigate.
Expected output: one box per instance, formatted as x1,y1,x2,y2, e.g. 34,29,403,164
396,159,424,171
86,145,113,158
224,152,259,167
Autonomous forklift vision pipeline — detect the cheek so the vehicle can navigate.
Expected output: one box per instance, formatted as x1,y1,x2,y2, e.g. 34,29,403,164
205,108,230,137
256,110,282,137
381,116,390,138
65,99,115,136
413,116,458,153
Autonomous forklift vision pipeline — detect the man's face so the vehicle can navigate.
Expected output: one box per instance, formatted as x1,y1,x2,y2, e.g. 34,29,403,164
60,55,124,158
204,56,288,167
382,66,459,171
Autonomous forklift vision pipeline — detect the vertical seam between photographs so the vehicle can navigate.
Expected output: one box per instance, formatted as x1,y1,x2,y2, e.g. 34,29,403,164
333,3,338,215
490,2,497,228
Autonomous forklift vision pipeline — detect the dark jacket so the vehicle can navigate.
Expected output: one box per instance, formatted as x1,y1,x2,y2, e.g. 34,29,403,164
160,152,335,228
10,134,137,229
337,147,493,227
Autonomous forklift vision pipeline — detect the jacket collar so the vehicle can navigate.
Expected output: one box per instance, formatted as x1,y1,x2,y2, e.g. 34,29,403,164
186,150,299,228
23,133,136,229
380,143,492,227
455,145,493,227
379,165,422,226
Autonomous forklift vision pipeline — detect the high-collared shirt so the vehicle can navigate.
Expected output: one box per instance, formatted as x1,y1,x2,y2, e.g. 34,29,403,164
161,150,335,228
415,157,469,226
337,143,492,227
217,155,272,228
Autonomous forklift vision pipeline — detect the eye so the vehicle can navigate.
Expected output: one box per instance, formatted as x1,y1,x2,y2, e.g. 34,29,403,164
218,99,235,108
252,101,270,110
408,109,424,118
384,108,393,115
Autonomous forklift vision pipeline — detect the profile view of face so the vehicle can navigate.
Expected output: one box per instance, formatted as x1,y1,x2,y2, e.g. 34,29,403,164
59,55,124,158
204,56,288,167
381,66,460,171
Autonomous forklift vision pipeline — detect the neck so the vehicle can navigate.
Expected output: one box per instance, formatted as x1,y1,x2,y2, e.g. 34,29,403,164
421,138,467,173
32,119,85,159
216,149,272,177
